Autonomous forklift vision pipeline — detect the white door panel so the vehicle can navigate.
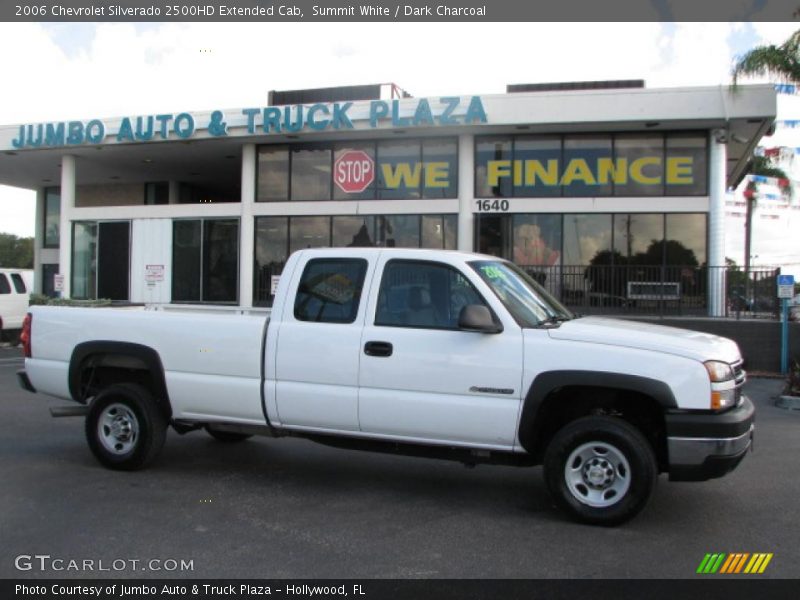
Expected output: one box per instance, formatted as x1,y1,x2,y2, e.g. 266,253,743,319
275,322,363,430
274,255,374,432
358,258,524,448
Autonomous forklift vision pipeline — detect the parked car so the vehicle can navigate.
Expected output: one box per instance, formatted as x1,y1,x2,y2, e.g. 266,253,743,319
0,268,33,343
18,249,754,525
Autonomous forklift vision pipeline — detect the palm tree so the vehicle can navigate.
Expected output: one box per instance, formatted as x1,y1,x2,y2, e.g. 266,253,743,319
732,31,796,304
732,30,800,86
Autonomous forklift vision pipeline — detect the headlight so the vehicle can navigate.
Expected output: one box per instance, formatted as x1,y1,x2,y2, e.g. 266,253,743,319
704,360,734,382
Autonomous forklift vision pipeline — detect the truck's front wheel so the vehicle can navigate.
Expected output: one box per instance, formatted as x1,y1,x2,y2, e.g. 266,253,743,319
543,416,657,525
85,383,167,471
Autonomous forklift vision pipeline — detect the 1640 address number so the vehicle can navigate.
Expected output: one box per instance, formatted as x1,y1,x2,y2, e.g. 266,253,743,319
475,199,510,212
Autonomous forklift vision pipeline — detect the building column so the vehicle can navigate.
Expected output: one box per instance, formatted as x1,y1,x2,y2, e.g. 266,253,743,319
58,155,76,299
457,134,475,252
239,143,256,309
708,130,727,317
33,188,45,294
168,180,181,204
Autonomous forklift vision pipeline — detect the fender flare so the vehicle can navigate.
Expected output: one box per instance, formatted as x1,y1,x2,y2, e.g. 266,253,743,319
517,370,677,454
68,341,172,417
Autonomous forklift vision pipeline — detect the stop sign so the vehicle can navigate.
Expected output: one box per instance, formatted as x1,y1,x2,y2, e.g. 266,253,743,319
334,150,375,194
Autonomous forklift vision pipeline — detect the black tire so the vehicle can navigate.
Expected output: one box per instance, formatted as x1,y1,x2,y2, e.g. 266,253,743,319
205,427,253,443
543,415,657,526
85,383,167,471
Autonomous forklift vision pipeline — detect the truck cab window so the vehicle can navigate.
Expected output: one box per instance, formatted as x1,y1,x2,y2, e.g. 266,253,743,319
375,260,488,329
294,259,367,324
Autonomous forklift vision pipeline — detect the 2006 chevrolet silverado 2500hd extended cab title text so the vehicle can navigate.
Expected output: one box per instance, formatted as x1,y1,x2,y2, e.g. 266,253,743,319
17,248,754,525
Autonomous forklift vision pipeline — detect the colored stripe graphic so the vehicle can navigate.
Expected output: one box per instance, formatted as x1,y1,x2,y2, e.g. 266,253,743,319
697,554,727,574
699,553,773,574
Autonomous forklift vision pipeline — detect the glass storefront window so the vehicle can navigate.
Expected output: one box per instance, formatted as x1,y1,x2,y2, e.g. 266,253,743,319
44,188,60,248
421,215,458,249
333,143,377,201
475,136,513,198
258,139,458,201
421,139,458,199
513,136,562,197
614,135,664,196
72,222,97,299
563,135,612,197
614,214,664,263
257,145,290,202
512,214,562,266
203,220,239,303
563,214,613,265
172,219,238,303
375,215,420,247
666,134,708,196
291,145,332,201
377,140,422,200
476,132,708,198
172,220,202,302
332,216,376,247
666,214,707,266
254,217,289,307
290,216,331,254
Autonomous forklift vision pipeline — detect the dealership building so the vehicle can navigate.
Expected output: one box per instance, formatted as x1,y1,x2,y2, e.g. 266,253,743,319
0,82,777,315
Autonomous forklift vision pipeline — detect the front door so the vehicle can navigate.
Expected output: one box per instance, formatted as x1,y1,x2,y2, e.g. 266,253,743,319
358,258,523,449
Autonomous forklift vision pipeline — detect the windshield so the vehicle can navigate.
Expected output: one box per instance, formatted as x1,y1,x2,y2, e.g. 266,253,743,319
469,260,573,328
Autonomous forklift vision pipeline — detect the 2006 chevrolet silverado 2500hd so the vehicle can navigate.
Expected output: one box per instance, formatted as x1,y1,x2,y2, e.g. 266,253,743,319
17,248,754,524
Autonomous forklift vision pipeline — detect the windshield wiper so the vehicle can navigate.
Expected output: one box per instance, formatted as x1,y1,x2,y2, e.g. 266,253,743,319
538,315,571,328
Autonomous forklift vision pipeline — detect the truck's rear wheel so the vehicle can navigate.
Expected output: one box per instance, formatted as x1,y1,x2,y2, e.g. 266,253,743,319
85,383,167,470
543,416,657,525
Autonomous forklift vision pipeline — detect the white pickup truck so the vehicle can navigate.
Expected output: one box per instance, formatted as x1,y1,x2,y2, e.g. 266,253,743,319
18,248,754,525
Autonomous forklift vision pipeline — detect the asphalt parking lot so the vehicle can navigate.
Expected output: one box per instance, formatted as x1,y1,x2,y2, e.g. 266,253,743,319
1,345,798,580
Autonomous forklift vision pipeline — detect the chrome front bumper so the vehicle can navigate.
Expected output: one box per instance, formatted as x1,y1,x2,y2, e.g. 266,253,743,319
666,396,755,482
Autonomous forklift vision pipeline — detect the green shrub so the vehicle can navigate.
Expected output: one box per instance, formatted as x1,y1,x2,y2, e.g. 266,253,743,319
28,294,113,307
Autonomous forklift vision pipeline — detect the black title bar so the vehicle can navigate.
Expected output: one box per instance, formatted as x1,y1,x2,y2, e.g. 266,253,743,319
0,0,797,22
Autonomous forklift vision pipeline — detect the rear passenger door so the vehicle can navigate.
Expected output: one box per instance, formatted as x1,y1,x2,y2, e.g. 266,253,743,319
274,256,372,432
358,259,523,448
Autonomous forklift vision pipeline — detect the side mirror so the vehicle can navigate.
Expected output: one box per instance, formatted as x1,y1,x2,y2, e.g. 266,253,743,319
458,305,503,334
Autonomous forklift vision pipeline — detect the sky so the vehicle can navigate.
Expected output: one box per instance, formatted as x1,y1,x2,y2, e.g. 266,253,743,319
0,21,798,265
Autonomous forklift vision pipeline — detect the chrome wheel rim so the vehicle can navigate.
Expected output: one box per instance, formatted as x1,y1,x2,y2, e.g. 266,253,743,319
564,441,631,508
98,403,139,455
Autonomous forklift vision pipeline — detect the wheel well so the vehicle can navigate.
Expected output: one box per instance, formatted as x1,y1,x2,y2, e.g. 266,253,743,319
525,386,668,471
73,349,172,419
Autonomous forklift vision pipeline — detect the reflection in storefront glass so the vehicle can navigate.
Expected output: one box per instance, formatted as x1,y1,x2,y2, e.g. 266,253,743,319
291,146,332,201
290,216,331,253
613,214,664,262
512,214,561,266
375,215,420,247
257,146,289,202
332,216,376,247
71,221,97,300
563,214,612,264
666,214,706,265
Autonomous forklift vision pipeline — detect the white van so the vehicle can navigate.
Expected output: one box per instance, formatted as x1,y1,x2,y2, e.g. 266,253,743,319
0,268,33,342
